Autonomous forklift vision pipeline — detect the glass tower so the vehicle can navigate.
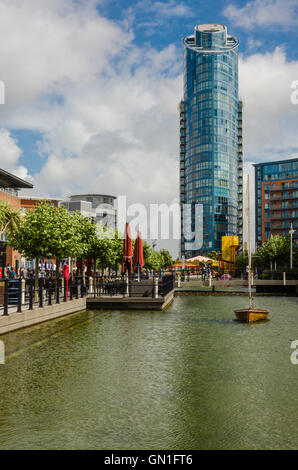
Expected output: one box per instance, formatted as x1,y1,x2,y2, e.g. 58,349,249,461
180,24,242,256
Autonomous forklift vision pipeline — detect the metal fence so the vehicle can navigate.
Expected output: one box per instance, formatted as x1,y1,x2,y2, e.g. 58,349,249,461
89,274,174,298
0,276,87,317
0,274,175,316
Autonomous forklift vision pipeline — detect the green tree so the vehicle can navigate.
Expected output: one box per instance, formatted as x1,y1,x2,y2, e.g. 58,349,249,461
207,250,218,260
142,241,153,267
145,250,164,271
235,250,248,273
0,201,20,237
256,235,292,267
159,249,173,268
8,202,85,290
89,224,123,273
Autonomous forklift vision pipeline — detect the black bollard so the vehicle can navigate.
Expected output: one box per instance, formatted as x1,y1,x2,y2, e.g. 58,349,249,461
63,277,67,302
3,278,8,316
56,277,60,304
69,276,73,301
17,277,22,313
48,281,52,306
39,279,43,308
29,278,34,310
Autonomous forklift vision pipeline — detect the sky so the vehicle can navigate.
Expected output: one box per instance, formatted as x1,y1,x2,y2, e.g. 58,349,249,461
0,0,298,255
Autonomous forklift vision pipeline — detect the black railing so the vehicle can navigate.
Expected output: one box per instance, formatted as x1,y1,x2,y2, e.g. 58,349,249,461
0,274,175,315
0,275,87,316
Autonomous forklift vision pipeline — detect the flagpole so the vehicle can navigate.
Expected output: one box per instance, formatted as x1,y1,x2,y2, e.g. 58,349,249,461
247,174,253,309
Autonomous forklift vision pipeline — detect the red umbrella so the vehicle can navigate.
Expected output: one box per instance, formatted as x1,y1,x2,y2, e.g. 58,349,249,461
122,222,133,274
86,257,93,277
133,231,144,272
76,259,83,276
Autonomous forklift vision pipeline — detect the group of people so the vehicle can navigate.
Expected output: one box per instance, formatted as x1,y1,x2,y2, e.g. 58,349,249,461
4,262,59,280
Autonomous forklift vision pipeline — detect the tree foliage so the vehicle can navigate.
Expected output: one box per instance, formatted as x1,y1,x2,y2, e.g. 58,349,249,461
90,224,123,270
159,249,173,268
0,201,20,236
256,236,292,266
235,250,248,272
145,250,164,271
207,250,218,260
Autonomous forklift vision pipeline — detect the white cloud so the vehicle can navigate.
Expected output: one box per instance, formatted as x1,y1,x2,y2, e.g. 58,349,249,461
247,38,263,50
0,128,33,181
136,0,193,18
223,0,298,29
239,47,298,161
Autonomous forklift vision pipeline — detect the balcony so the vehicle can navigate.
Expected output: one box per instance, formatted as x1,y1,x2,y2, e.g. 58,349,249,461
270,195,297,201
270,186,298,193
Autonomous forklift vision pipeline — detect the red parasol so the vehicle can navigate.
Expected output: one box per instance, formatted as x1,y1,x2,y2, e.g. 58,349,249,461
86,257,93,277
133,231,144,272
76,259,83,276
122,222,133,274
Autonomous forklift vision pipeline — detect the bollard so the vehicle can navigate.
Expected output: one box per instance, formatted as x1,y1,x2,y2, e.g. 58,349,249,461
63,277,67,302
125,272,129,298
29,278,33,310
48,282,52,306
56,278,60,304
69,276,73,301
3,278,8,316
209,272,212,287
17,278,22,313
21,278,26,305
39,280,43,308
89,276,93,294
154,277,159,299
177,275,181,288
283,272,286,286
75,277,79,299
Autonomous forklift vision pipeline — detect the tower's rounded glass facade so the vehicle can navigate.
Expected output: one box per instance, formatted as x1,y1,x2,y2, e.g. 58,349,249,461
181,24,241,255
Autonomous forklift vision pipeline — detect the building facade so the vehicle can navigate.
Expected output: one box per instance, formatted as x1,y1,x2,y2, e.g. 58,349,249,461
0,168,33,270
180,24,242,257
20,197,61,212
254,158,298,247
61,194,117,229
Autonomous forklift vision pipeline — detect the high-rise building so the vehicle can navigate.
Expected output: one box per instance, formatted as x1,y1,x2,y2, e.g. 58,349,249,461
179,24,243,257
253,158,298,248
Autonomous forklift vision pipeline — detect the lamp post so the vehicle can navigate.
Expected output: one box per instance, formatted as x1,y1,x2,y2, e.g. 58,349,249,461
289,222,295,270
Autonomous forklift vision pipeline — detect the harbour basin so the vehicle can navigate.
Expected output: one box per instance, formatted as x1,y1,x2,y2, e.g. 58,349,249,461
0,294,297,450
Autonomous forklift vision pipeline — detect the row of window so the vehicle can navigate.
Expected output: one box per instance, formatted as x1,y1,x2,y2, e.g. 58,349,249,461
188,142,238,154
187,134,237,147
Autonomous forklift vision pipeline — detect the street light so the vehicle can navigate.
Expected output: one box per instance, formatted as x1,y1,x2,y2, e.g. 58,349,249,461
289,222,295,270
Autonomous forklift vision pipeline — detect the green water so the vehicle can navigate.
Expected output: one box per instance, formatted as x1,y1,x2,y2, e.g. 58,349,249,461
0,295,297,450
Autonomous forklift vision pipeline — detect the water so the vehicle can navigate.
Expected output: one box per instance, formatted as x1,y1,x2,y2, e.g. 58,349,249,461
0,295,297,450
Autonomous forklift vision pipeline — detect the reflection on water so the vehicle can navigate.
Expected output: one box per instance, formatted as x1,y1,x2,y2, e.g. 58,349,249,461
0,295,297,450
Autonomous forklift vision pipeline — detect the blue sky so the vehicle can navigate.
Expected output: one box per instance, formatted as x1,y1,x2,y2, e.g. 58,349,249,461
99,0,298,58
0,0,297,253
3,0,297,186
